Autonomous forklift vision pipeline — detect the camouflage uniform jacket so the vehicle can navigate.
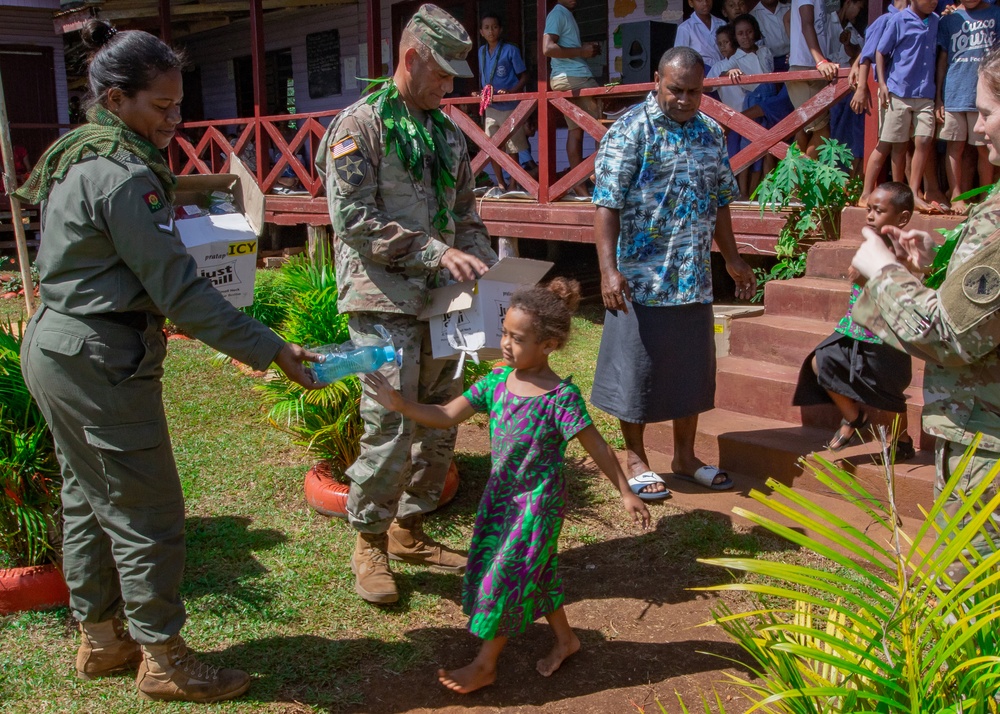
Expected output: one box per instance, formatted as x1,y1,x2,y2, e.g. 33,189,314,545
317,98,495,316
852,194,1000,450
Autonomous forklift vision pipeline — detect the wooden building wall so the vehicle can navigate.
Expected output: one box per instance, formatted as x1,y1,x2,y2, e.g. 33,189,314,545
0,3,69,126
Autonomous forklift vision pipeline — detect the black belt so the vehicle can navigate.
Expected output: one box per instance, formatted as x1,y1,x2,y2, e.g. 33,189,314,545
82,311,154,331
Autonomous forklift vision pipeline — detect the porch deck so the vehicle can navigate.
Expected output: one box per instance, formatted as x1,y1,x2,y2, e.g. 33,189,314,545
170,67,857,254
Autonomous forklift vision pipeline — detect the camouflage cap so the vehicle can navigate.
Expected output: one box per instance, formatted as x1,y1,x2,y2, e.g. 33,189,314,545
405,4,473,78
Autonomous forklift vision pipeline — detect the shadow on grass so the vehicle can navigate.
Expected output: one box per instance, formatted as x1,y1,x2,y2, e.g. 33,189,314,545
220,626,753,712
181,515,286,605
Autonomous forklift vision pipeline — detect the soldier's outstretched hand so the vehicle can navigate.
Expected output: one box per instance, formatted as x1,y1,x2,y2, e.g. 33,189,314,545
441,247,488,282
275,343,324,390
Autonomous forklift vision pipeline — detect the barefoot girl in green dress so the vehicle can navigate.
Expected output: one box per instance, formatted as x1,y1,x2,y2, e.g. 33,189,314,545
364,278,650,694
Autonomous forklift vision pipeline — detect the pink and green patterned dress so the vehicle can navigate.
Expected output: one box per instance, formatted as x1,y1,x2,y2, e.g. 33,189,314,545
462,366,593,640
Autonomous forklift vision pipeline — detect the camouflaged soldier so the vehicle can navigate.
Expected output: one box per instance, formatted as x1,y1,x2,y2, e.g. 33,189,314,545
317,4,497,604
850,51,1000,585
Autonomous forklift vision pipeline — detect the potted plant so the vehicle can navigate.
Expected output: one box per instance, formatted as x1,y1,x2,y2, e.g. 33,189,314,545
750,139,861,301
257,251,487,518
0,319,69,614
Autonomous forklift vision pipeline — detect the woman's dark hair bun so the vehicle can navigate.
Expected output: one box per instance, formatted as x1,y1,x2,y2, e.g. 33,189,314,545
81,20,119,52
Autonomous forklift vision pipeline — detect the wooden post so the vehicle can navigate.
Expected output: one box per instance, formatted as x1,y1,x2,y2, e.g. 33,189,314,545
497,237,519,259
306,225,331,262
159,0,172,44
0,64,35,318
250,0,267,183
537,0,552,205
366,0,382,78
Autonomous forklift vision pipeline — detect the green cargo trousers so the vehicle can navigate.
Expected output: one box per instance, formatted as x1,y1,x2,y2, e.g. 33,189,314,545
21,306,185,645
935,438,1000,585
345,313,461,534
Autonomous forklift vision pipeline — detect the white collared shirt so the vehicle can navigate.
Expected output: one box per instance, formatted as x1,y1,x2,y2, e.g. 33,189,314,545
750,1,791,57
675,14,726,69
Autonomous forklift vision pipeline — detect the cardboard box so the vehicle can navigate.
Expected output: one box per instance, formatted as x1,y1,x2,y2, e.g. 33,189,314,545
173,157,264,308
713,304,764,357
418,257,554,360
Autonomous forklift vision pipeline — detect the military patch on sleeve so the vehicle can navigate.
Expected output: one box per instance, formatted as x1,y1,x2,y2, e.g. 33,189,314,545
331,135,359,159
962,265,1000,304
143,190,164,213
335,151,368,188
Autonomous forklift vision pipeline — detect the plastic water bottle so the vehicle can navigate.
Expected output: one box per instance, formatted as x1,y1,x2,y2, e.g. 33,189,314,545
310,324,400,385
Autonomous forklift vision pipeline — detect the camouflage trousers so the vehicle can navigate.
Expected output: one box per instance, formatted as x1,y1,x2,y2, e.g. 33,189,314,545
345,312,461,534
935,438,1000,585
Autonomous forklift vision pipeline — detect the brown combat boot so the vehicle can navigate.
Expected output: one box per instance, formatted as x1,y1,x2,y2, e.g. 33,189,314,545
135,635,251,703
387,515,467,573
351,532,399,604
76,619,143,680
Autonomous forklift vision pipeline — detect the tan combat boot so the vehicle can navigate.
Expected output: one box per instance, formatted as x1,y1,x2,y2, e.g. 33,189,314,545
351,532,399,604
387,515,467,573
76,619,143,680
135,635,251,703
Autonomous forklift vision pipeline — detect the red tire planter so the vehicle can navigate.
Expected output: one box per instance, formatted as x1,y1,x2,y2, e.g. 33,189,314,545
304,460,460,519
0,564,70,615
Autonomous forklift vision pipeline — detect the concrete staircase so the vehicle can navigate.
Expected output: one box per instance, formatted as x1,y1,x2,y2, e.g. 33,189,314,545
646,207,964,519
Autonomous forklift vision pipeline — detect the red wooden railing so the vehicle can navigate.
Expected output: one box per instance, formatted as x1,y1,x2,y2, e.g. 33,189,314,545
170,69,853,208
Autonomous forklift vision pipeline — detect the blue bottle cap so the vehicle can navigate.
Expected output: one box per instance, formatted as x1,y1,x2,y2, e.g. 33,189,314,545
383,346,396,363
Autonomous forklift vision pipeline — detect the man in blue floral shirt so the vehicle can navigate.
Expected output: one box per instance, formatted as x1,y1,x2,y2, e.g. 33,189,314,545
590,46,757,496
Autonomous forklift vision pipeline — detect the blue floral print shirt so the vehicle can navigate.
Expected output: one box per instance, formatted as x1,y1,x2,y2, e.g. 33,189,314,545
593,92,739,306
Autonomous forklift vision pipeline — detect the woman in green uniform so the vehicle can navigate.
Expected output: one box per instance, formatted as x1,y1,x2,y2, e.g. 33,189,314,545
15,21,320,704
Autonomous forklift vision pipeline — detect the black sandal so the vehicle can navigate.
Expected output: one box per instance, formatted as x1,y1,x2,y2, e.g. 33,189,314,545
827,411,868,452
893,438,916,462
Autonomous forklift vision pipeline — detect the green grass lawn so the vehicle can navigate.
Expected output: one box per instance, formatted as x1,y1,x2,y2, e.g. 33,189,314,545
0,308,805,712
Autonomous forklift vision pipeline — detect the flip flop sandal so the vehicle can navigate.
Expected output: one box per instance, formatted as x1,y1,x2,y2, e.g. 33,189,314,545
673,465,734,491
827,411,869,452
627,471,671,501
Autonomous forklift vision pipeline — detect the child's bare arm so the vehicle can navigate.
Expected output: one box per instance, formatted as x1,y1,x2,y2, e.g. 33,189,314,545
935,50,947,123
575,425,651,528
363,372,475,428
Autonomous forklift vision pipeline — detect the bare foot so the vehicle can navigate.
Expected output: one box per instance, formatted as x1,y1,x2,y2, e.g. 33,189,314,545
437,663,496,694
536,634,581,677
856,194,869,209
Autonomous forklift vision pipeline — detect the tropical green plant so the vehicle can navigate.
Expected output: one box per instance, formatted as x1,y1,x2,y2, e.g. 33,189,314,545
256,249,361,476
751,140,861,302
0,320,61,567
239,266,294,328
658,433,1000,713
924,184,996,290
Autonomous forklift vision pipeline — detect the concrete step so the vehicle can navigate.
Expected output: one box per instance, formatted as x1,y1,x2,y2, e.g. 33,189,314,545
716,355,930,447
839,206,964,243
729,314,836,368
642,407,935,521
728,312,925,376
764,276,852,322
805,239,861,280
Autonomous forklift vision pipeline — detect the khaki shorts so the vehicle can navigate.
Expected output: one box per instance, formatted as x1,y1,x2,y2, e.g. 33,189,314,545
939,109,986,146
484,105,530,154
549,74,600,130
880,94,935,143
787,65,830,132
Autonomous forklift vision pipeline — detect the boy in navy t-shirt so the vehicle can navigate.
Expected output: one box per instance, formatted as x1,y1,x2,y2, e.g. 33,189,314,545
478,14,529,192
936,0,1000,212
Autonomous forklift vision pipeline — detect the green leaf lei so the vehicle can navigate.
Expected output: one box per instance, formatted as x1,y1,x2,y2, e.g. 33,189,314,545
364,77,457,235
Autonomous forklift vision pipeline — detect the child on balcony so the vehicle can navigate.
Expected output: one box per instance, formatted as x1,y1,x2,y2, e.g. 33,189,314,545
751,0,791,70
826,0,866,170
477,13,530,193
936,0,1000,213
362,279,650,695
676,0,727,69
793,181,917,461
864,0,940,213
710,14,774,196
787,0,840,156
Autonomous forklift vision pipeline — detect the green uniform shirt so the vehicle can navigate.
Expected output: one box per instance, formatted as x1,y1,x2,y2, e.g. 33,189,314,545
852,194,1000,451
37,150,285,371
317,98,496,316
